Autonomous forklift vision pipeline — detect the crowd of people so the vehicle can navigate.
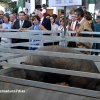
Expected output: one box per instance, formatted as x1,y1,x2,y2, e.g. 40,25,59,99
0,4,100,55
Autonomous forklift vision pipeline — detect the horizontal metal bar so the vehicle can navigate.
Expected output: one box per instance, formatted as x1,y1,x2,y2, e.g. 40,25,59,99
0,40,58,48
24,30,63,34
72,48,100,52
0,62,100,80
0,29,63,34
0,54,25,61
0,74,99,99
0,29,100,35
0,29,19,31
67,31,100,35
0,68,19,74
0,48,99,61
66,36,100,43
0,33,100,43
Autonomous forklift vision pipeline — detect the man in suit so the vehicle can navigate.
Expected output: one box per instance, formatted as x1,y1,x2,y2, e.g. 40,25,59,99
74,8,92,54
13,11,32,49
35,10,51,30
68,13,78,47
35,10,51,46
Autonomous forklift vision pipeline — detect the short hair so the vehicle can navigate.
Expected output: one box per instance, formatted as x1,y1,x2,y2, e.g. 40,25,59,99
32,15,40,22
25,8,28,11
36,5,41,9
4,14,10,21
32,12,35,14
61,10,64,14
75,8,84,17
19,11,25,15
42,4,46,7
12,10,17,14
52,14,57,19
83,6,86,9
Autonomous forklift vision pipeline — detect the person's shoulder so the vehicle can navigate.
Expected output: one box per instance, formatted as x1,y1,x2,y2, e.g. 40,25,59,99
15,19,19,23
16,18,19,21
84,18,89,23
44,17,50,21
24,20,31,23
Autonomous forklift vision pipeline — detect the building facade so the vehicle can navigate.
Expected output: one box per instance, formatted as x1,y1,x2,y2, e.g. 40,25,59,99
12,0,100,15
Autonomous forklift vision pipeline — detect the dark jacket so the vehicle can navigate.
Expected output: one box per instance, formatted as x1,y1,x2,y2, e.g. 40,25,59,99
42,18,51,46
12,20,32,49
42,18,51,30
13,20,32,29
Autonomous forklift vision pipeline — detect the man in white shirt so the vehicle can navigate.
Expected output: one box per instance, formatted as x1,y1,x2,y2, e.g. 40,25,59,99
68,13,78,31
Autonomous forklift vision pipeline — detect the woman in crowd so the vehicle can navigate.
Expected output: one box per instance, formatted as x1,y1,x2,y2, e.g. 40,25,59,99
58,17,68,32
58,17,69,45
50,16,59,45
84,11,92,24
20,15,46,50
50,16,58,35
0,14,12,44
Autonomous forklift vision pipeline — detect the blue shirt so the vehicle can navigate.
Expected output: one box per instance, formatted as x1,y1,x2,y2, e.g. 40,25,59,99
29,23,40,50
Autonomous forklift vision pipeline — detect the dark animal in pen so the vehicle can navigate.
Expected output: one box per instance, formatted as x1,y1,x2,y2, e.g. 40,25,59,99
21,46,100,91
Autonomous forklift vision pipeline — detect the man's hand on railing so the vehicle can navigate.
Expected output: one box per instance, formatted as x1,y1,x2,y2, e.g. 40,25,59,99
18,28,24,32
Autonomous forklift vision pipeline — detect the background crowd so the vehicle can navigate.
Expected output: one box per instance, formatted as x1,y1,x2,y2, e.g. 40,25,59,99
0,4,100,55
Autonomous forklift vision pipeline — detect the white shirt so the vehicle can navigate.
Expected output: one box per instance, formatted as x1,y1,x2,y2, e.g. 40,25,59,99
41,8,46,15
51,23,58,36
40,17,44,24
20,20,24,28
51,23,58,31
68,14,72,19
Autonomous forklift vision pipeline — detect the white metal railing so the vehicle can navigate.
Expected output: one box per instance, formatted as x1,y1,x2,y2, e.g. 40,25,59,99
0,30,100,99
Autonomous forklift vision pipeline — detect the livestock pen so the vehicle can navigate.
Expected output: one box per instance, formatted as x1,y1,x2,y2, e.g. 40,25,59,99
0,30,100,100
